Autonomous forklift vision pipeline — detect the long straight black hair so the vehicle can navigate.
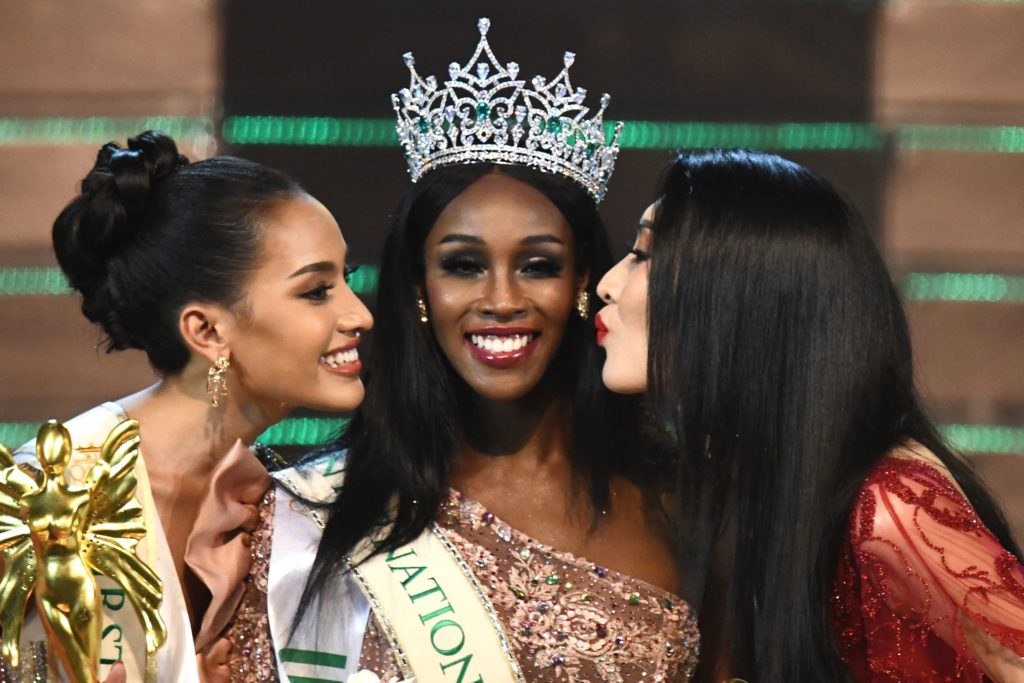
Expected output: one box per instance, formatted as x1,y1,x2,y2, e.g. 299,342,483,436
297,163,650,621
644,150,1021,681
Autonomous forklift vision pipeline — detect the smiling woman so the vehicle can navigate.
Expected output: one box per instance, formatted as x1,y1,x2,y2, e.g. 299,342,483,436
423,173,580,399
270,18,701,682
2,130,372,682
285,159,697,682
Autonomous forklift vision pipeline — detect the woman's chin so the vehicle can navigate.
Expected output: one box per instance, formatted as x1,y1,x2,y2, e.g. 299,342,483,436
601,366,647,395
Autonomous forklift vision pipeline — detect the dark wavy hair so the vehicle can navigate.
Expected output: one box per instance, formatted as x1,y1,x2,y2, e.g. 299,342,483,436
297,163,649,622
52,130,303,373
645,150,1021,681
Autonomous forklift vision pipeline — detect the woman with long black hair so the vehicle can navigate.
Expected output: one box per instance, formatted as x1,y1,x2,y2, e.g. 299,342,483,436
595,149,1024,681
273,18,699,683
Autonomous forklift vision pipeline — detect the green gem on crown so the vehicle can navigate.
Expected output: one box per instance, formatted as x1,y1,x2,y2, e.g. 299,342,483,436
547,117,562,134
475,102,490,120
418,119,430,133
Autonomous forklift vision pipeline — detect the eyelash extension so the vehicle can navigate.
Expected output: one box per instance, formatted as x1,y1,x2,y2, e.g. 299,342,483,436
522,257,565,277
440,254,485,277
302,283,336,301
629,247,651,262
344,264,361,284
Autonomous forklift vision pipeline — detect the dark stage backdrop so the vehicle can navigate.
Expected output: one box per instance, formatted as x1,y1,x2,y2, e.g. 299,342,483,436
221,0,884,267
1,0,1022,538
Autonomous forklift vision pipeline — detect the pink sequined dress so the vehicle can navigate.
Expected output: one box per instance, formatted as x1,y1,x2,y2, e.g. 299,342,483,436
187,441,282,683
832,455,1024,682
358,490,700,682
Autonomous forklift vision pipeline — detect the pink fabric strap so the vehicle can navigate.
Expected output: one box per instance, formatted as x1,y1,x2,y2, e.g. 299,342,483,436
184,439,272,652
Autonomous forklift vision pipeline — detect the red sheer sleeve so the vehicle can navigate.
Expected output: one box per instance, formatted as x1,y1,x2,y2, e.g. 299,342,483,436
832,455,1024,682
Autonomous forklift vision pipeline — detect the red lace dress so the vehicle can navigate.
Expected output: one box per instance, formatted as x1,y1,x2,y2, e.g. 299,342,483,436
832,455,1024,681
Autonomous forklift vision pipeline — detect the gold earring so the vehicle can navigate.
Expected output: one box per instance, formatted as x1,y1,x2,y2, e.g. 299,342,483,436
417,297,429,324
207,355,230,408
576,290,590,320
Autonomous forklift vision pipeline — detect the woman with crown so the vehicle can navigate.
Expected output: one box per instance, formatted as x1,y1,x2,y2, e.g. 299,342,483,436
0,130,373,682
267,17,699,683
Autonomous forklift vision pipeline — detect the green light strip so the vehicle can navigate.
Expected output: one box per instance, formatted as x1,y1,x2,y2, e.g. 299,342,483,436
0,117,214,145
898,125,1024,154
941,424,1024,455
2,420,1020,453
222,116,397,146
222,117,1024,154
223,116,884,151
903,273,1024,303
3,117,1022,154
0,268,71,296
616,121,884,151
6,268,1024,305
0,266,379,297
0,417,346,449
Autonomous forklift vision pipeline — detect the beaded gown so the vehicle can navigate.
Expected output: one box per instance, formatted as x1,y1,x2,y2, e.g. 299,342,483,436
832,454,1024,681
358,490,699,682
227,487,699,683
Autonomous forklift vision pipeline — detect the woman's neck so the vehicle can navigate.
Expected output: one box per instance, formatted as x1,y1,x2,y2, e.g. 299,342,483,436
453,383,575,499
463,379,570,453
114,365,287,622
116,368,283,481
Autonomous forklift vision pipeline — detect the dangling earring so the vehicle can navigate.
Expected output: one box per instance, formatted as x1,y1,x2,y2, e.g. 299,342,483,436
207,355,230,408
417,297,430,324
575,290,590,320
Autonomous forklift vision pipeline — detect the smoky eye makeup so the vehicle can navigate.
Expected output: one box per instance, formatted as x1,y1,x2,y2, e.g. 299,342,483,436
520,254,565,277
438,251,486,277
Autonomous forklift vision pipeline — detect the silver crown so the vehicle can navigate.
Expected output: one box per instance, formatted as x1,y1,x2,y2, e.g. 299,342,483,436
392,17,623,202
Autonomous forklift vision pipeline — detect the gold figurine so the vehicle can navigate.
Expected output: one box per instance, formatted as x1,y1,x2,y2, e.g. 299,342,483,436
0,419,167,682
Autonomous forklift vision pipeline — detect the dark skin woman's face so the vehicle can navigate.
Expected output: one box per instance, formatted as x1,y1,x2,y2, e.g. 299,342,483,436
422,172,585,402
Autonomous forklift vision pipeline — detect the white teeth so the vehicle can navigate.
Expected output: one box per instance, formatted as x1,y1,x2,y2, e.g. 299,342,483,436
468,334,535,352
321,348,359,367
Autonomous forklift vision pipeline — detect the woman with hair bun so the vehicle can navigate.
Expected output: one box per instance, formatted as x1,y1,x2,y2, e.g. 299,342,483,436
6,130,372,682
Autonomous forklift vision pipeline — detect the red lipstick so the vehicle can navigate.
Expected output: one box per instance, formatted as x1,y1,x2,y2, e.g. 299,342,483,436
595,314,608,346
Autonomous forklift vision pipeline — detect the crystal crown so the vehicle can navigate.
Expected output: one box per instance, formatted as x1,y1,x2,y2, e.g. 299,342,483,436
392,17,623,202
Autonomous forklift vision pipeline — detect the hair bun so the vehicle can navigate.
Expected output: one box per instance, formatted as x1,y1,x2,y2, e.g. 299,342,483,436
93,130,190,224
52,130,189,346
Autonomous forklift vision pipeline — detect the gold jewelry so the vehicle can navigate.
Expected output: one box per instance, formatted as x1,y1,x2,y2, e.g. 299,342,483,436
207,355,230,407
576,289,590,320
417,297,429,324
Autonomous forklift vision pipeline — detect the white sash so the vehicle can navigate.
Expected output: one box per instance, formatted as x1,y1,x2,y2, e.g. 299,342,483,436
269,454,524,683
268,453,370,682
13,403,199,683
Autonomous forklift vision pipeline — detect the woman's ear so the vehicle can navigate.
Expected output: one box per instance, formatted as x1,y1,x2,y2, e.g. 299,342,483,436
577,269,591,291
179,303,231,363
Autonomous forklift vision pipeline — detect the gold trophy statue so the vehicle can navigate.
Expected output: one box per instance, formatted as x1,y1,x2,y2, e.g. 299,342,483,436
0,419,167,682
